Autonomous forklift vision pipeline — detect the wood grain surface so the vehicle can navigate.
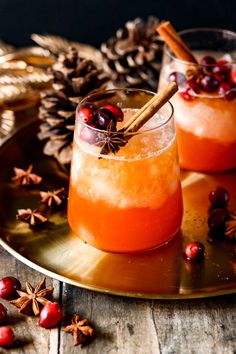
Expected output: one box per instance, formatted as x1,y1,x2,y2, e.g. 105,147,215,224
0,246,235,354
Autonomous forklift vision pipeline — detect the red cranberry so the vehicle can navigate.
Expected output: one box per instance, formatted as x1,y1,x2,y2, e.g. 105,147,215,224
179,88,195,101
200,75,219,93
209,187,229,208
217,59,231,70
95,108,116,130
201,56,216,73
213,61,231,82
208,208,228,234
101,104,124,122
0,304,7,324
225,87,236,101
187,79,201,93
231,71,236,85
39,302,63,329
184,241,205,262
0,277,21,300
179,80,199,101
217,82,232,96
168,71,186,85
80,124,98,145
77,106,94,125
0,327,15,348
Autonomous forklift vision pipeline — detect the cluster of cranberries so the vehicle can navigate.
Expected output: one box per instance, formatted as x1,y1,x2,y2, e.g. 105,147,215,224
183,186,232,263
77,103,124,144
0,276,63,348
168,56,236,101
207,186,230,237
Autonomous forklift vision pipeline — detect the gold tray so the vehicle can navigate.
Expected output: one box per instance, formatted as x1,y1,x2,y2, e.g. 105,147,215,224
0,118,236,299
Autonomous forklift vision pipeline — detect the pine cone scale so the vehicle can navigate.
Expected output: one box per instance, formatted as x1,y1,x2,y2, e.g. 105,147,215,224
38,47,109,166
101,16,163,90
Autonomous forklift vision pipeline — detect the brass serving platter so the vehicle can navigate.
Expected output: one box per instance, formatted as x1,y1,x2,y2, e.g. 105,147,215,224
0,116,236,299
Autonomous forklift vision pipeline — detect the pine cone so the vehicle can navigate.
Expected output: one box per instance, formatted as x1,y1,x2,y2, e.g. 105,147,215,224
101,16,163,91
38,47,109,165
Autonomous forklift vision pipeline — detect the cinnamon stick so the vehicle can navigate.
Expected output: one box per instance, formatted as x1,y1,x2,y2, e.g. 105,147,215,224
124,82,178,133
156,21,198,64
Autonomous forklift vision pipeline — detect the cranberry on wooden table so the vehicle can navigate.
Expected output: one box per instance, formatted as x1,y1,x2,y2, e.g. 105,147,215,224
0,304,7,324
39,302,63,329
0,326,15,348
0,277,21,300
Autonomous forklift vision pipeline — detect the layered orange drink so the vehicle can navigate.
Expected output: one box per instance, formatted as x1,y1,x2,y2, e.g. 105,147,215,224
68,89,183,253
158,27,236,172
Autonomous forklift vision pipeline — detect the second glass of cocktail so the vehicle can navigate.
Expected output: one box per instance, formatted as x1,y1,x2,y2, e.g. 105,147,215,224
157,24,236,172
68,88,183,253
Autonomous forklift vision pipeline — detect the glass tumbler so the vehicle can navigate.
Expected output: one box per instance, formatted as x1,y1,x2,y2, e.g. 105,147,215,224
68,89,183,253
159,28,236,172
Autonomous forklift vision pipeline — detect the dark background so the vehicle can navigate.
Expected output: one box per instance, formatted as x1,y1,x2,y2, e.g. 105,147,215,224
0,0,235,48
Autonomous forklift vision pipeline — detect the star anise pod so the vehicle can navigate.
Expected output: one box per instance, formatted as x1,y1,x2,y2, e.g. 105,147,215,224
225,212,236,240
97,122,128,156
16,208,48,226
64,314,94,346
10,277,53,316
40,187,67,207
12,165,42,186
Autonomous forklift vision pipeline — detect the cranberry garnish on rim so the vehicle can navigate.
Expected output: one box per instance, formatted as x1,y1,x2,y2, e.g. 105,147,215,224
179,80,199,101
184,241,205,262
225,87,236,101
80,124,98,145
0,277,21,300
217,82,232,96
209,187,229,208
200,75,219,93
212,61,231,82
201,56,216,73
231,71,236,85
39,302,63,329
101,104,124,122
77,106,94,125
0,304,7,325
168,71,186,85
95,108,116,130
0,327,15,348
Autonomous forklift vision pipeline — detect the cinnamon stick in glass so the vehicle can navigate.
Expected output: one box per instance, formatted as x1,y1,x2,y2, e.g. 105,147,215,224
156,21,198,64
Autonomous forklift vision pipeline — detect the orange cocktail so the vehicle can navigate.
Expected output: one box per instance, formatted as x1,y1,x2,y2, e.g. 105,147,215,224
68,89,183,253
159,28,236,172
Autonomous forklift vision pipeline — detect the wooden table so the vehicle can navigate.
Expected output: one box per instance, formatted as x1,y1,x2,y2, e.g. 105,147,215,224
0,246,235,354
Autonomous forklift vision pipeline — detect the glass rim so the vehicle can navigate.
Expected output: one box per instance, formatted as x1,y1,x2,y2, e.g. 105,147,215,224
164,27,236,66
77,88,174,136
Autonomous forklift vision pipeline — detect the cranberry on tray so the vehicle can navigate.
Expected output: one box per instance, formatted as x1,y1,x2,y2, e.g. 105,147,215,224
184,241,205,262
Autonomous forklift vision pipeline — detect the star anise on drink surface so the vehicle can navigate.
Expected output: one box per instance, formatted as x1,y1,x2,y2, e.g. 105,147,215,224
12,165,42,186
225,212,236,240
16,208,48,226
40,187,67,207
98,122,128,156
10,277,53,316
64,314,94,346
